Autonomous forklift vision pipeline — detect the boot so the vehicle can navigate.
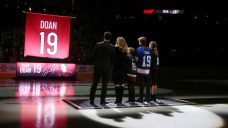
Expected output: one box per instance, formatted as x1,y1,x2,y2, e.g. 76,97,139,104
128,83,135,102
115,86,119,103
119,86,124,103
150,94,156,101
115,86,121,104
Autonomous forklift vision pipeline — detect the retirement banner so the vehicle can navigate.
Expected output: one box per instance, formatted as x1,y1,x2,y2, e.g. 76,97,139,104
24,12,70,59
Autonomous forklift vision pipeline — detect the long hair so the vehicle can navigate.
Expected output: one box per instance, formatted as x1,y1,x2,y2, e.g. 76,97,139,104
116,37,128,53
149,41,159,56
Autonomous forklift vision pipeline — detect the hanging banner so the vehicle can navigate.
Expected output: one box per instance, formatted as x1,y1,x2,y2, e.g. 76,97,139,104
24,12,70,59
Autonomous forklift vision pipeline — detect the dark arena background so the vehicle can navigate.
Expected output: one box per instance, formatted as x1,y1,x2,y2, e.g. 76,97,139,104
1,0,228,128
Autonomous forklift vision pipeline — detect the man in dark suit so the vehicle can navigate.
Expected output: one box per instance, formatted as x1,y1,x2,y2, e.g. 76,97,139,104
90,31,115,105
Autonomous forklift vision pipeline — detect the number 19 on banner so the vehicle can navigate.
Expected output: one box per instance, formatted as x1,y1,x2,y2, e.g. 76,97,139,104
40,32,58,55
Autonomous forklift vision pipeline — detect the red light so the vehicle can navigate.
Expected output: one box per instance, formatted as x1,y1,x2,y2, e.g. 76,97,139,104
144,9,155,14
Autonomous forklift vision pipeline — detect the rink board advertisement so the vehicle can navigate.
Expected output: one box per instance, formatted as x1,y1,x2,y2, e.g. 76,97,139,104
16,62,76,78
24,12,70,59
0,63,16,73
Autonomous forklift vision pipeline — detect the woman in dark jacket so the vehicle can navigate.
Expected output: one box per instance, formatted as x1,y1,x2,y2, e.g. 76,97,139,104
112,37,128,104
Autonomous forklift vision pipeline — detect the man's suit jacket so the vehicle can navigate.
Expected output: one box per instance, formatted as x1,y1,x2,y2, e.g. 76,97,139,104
93,40,115,72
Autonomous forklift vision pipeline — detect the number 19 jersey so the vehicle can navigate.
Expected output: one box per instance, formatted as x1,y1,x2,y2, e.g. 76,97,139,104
135,46,152,76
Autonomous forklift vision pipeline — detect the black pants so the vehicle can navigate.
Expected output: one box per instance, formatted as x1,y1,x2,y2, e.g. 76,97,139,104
127,80,135,102
90,68,111,102
137,75,151,101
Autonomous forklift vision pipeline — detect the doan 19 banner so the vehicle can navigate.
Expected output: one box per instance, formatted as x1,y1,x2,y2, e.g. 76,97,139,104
24,12,70,59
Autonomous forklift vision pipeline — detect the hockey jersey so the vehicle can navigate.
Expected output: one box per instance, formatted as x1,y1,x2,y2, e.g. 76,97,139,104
126,53,137,81
135,46,152,76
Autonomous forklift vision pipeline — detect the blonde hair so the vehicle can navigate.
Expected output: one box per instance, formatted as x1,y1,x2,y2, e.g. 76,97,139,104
116,37,128,53
149,41,159,56
138,37,147,46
